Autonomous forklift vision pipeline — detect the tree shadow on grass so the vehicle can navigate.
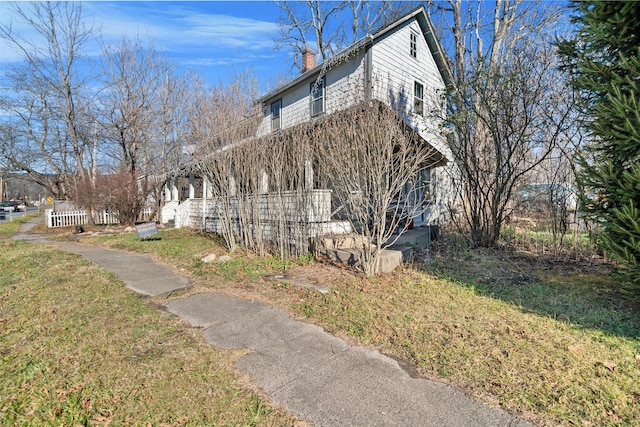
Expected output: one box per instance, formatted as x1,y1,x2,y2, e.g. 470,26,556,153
425,246,640,340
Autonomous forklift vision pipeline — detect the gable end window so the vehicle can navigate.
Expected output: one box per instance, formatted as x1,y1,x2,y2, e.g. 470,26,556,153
271,99,282,131
310,77,325,117
410,31,417,59
414,81,424,116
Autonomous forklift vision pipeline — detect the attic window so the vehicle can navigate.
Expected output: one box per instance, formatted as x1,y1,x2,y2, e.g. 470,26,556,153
414,81,424,116
410,31,417,59
271,99,281,131
310,77,325,117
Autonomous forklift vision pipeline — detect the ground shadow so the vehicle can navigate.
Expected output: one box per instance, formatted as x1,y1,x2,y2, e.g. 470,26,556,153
424,247,640,340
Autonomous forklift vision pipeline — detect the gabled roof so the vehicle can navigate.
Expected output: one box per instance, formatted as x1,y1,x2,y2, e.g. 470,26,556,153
257,5,453,105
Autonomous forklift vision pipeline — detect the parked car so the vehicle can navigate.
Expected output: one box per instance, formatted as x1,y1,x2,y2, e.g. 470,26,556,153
0,201,16,212
0,200,25,212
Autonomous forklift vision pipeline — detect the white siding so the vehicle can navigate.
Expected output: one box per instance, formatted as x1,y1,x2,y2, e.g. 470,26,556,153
257,52,366,135
371,20,449,156
371,20,445,111
372,20,445,127
324,53,367,114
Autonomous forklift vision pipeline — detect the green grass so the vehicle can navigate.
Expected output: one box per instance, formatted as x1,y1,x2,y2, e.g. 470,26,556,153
0,237,299,426
292,268,640,425
85,228,313,286
0,213,40,239
22,224,640,425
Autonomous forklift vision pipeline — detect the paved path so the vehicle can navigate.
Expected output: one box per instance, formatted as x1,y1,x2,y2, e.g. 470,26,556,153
43,241,190,297
14,217,532,426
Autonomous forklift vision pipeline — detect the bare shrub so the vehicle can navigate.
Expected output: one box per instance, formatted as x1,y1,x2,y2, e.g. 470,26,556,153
191,68,442,276
75,171,151,226
311,102,443,276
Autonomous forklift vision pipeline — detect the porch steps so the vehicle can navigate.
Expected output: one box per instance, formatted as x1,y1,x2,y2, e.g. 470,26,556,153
318,245,408,274
316,228,433,274
317,233,403,273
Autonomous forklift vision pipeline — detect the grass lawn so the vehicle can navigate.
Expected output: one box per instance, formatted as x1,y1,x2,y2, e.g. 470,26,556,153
0,213,41,239
79,226,640,426
0,230,301,425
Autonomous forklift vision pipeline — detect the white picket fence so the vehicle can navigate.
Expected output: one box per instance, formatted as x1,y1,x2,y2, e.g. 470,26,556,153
45,208,153,228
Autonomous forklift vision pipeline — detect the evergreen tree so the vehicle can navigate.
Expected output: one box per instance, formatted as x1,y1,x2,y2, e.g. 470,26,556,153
558,1,640,296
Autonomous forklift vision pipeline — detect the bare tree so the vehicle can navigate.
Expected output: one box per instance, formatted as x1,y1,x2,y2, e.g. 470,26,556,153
99,37,166,174
345,1,416,43
275,0,346,68
429,0,576,247
143,70,191,221
311,102,442,276
86,37,187,224
188,73,262,253
0,2,98,199
274,1,410,70
530,98,586,254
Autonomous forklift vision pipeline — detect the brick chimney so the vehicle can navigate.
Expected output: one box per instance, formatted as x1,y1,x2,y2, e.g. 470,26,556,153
301,47,315,73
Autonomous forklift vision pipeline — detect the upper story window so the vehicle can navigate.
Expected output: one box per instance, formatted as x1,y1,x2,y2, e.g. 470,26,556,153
410,31,417,59
310,76,325,117
414,81,424,116
271,99,281,131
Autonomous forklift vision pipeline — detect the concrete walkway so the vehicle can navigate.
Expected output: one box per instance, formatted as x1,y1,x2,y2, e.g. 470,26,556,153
14,217,532,426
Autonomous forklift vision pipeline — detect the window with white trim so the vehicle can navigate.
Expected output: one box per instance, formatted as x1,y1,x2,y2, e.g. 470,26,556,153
410,31,417,59
414,81,424,116
310,77,325,117
271,99,282,131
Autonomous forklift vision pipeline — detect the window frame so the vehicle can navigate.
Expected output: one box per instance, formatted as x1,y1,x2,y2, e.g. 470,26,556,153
410,31,417,59
310,76,325,117
414,81,424,116
271,99,282,131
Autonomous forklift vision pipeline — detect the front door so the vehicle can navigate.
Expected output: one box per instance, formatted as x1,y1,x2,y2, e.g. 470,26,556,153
412,168,432,227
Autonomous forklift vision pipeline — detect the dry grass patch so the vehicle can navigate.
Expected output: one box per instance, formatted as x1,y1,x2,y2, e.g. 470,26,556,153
281,238,640,426
0,239,301,426
44,226,640,425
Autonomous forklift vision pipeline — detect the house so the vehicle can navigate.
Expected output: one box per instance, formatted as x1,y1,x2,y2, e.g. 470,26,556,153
255,5,454,229
165,6,455,258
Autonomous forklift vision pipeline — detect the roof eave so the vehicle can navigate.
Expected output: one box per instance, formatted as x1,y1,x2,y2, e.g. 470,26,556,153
256,36,374,105
256,5,455,104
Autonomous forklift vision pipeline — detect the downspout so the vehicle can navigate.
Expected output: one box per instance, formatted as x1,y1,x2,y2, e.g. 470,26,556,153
364,42,373,102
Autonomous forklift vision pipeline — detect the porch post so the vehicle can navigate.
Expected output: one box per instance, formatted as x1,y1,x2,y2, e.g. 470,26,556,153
171,177,179,201
164,181,172,202
229,175,236,197
202,178,208,230
304,159,314,190
188,174,195,199
259,170,269,194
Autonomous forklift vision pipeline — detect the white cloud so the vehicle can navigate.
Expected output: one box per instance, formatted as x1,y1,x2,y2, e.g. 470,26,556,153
85,3,277,54
0,2,287,87
1,2,278,61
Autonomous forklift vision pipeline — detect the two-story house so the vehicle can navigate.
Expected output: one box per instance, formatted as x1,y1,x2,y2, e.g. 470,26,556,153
254,5,454,229
164,6,455,253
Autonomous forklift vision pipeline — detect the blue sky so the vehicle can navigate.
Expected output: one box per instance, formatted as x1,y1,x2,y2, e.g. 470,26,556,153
0,1,295,92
